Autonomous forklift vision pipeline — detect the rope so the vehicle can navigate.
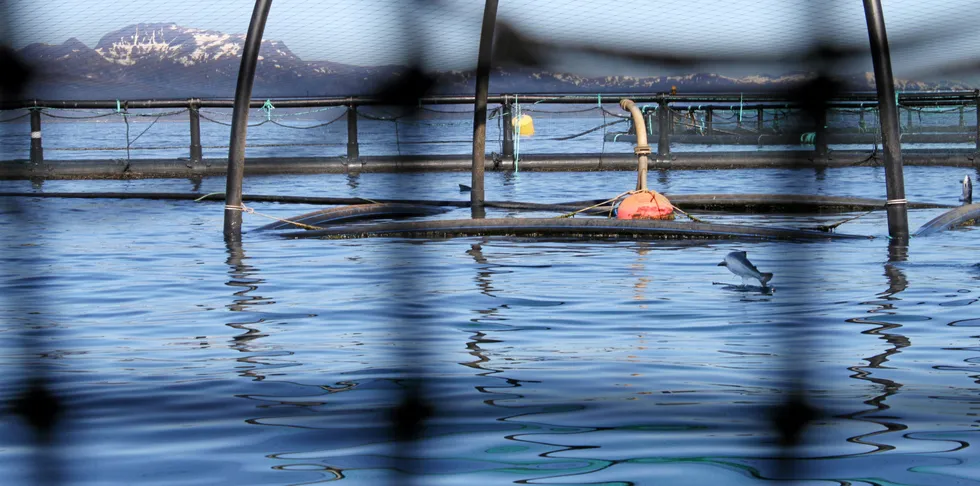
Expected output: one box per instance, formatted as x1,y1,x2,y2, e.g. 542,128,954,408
193,192,224,202
672,206,710,223
42,111,116,120
198,112,270,127
523,106,600,115
808,207,879,232
547,119,626,141
127,114,163,147
357,110,408,122
600,107,631,119
122,108,131,163
738,93,743,124
46,141,346,151
394,119,401,156
596,92,607,164
269,111,347,129
37,108,187,120
223,202,325,231
0,112,30,123
555,191,632,219
420,106,472,114
514,94,521,173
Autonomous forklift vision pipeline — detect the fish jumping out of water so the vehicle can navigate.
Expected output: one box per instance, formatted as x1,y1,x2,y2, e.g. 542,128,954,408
718,251,773,287
961,175,973,203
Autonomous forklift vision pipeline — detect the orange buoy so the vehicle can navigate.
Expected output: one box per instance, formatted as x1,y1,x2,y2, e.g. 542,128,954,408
616,191,675,220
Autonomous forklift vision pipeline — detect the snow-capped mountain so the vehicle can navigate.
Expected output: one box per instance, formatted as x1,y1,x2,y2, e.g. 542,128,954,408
15,23,975,100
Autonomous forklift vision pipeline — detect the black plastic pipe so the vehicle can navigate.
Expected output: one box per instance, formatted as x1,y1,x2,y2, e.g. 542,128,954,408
3,191,951,212
913,203,980,236
224,0,273,241
814,108,829,159
975,90,979,153
502,100,514,159
6,92,979,111
657,99,670,159
863,0,909,241
254,203,451,231
29,108,42,164
188,102,202,166
470,0,498,212
346,105,359,160
278,217,869,241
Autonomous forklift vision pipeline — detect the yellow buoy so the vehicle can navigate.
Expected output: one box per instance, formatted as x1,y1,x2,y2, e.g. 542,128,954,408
513,114,534,136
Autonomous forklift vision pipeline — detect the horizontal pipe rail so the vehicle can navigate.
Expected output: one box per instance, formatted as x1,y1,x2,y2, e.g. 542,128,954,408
4,91,980,111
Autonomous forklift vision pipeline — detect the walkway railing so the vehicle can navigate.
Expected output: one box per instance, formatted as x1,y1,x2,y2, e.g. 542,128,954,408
3,91,978,167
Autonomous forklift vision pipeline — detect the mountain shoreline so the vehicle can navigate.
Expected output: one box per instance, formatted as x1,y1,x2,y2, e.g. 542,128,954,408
15,22,976,100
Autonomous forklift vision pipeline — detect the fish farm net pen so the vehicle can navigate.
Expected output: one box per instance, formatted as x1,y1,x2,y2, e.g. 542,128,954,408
3,0,980,484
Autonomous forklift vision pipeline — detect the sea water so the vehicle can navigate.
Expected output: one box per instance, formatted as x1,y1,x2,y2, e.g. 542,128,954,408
0,166,978,485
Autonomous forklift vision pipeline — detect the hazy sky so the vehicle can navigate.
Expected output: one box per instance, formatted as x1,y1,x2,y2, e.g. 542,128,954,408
4,0,978,80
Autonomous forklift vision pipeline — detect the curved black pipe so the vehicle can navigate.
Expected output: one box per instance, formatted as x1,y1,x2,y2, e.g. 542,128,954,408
913,203,980,236
254,203,451,231
864,0,909,241
279,217,869,241
470,0,499,211
0,192,951,213
224,0,273,241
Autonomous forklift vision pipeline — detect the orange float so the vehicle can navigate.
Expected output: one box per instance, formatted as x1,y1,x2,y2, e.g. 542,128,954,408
616,190,675,220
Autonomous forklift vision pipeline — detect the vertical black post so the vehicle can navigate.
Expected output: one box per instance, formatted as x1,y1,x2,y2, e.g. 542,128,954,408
29,108,42,165
657,98,670,159
189,101,202,166
814,109,829,159
757,107,764,133
905,107,912,131
864,0,908,240
346,105,359,160
705,108,713,135
502,100,514,159
958,105,964,127
975,91,979,153
224,0,273,241
471,0,498,213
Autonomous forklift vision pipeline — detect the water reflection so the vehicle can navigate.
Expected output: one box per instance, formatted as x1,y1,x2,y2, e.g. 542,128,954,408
346,172,360,190
630,242,652,304
459,241,620,483
187,176,203,193
466,242,495,297
225,241,276,379
842,242,911,453
2,198,63,486
814,166,827,182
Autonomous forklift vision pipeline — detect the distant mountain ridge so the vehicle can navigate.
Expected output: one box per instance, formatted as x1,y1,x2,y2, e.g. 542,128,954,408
16,23,976,100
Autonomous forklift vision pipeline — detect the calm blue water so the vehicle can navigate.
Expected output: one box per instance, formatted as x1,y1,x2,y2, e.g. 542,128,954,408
1,166,979,485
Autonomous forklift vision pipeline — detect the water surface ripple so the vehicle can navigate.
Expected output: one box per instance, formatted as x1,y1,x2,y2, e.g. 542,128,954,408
1,168,979,485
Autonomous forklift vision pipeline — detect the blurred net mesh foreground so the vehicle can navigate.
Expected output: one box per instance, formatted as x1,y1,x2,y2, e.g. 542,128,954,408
0,92,978,179
3,0,980,484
